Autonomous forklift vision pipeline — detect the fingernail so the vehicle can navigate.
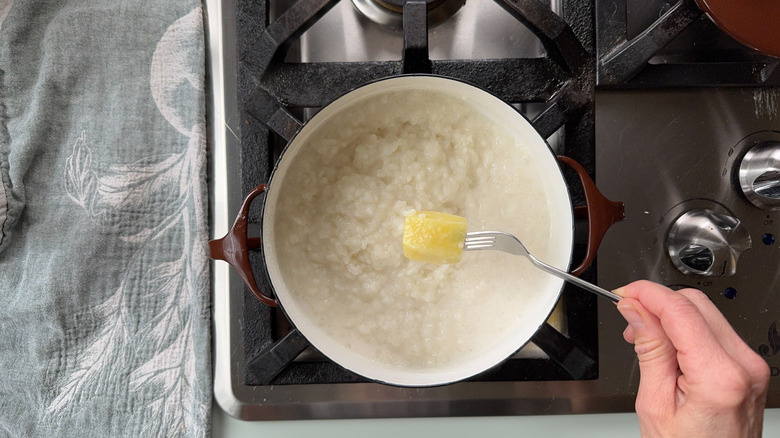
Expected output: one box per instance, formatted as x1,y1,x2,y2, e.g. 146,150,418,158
617,304,644,330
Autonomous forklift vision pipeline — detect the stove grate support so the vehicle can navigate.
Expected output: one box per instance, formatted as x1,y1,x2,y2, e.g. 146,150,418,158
596,0,780,87
238,0,601,386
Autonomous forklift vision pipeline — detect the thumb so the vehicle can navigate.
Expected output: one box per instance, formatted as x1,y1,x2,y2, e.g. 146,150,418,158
617,298,678,416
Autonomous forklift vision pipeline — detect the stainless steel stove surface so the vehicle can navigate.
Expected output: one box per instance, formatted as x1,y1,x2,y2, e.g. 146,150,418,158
206,0,780,421
596,88,780,383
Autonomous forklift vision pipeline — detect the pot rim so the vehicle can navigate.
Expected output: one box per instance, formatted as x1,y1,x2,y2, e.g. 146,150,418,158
260,74,575,386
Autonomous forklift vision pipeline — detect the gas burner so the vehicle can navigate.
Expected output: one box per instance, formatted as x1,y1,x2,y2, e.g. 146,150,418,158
351,0,465,29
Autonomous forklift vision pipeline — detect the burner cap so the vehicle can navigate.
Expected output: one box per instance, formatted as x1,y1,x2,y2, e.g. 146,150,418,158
375,0,445,13
352,0,465,29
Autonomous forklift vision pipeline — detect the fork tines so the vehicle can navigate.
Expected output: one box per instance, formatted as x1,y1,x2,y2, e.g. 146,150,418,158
463,233,496,250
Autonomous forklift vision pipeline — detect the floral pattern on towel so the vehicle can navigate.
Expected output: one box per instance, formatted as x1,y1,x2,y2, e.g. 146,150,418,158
45,6,209,437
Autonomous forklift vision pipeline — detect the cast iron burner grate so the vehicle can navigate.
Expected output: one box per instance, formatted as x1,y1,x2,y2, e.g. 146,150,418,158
235,0,600,386
596,0,780,87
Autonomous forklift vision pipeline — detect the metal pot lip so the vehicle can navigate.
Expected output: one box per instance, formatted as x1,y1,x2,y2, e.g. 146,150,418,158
259,74,576,386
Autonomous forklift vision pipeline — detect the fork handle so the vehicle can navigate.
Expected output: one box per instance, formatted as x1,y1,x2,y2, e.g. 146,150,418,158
528,255,622,303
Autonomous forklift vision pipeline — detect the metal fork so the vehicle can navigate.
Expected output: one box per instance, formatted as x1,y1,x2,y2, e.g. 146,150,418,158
464,231,621,303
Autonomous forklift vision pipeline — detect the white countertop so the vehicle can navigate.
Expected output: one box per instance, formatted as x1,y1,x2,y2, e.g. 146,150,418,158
213,404,780,437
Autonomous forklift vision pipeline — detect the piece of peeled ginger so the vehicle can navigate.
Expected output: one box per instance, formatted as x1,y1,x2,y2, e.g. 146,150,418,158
403,211,468,264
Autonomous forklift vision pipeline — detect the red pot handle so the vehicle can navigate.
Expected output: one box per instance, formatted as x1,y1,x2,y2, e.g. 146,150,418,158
557,156,625,277
209,184,279,307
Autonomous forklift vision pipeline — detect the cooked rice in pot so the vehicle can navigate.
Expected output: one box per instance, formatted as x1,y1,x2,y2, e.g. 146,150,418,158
274,88,555,369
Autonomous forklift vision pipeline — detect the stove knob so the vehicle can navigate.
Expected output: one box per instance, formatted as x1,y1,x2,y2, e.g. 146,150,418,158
739,141,780,210
666,209,751,277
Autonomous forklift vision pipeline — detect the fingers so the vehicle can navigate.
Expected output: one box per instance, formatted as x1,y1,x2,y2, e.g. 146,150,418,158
618,282,769,388
616,297,678,418
615,280,733,383
676,288,771,392
617,281,770,408
615,280,771,437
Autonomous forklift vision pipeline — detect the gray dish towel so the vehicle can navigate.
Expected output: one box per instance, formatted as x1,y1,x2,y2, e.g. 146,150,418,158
0,1,211,436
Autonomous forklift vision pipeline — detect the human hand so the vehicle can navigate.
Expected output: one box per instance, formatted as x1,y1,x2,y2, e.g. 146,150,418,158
614,280,770,438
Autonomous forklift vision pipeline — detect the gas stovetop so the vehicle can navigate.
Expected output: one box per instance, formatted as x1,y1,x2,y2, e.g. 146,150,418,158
206,0,780,420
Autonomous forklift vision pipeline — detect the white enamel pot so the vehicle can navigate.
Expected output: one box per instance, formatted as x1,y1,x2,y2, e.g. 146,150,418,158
210,76,623,387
